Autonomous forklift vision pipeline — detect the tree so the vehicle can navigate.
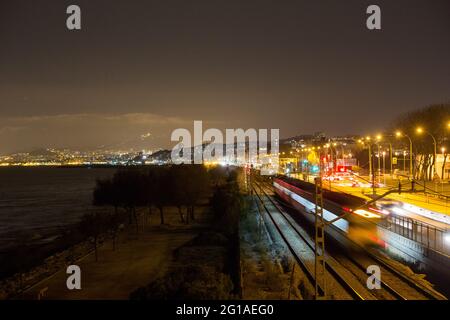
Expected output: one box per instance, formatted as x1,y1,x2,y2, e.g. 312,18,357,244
210,184,242,236
152,167,171,225
169,165,189,223
390,104,450,180
184,165,209,222
208,166,227,187
93,178,121,214
106,210,125,251
79,212,107,261
143,167,158,226
442,151,448,180
111,169,146,233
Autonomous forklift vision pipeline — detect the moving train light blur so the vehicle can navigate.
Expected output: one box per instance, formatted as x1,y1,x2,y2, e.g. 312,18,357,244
273,177,388,248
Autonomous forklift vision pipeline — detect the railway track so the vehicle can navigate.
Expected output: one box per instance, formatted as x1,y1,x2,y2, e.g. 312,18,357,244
252,181,367,299
252,177,446,300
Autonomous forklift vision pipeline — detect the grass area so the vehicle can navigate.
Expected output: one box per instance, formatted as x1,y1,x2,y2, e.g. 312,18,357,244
239,199,305,300
13,207,207,300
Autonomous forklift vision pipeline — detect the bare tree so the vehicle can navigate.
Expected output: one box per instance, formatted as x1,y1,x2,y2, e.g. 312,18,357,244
79,212,107,262
389,104,450,181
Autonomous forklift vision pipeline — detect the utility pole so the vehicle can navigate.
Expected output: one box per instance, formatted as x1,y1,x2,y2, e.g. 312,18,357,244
389,143,393,176
370,144,376,195
377,143,381,183
314,177,326,299
368,144,373,180
403,150,406,173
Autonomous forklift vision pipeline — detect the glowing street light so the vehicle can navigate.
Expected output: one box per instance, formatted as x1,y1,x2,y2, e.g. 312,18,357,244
376,134,393,176
360,136,373,181
374,134,382,181
395,131,413,178
416,127,437,177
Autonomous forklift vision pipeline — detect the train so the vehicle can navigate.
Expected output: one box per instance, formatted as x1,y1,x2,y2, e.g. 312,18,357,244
272,175,389,248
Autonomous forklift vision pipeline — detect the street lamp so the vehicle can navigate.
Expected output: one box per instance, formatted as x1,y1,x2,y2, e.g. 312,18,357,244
416,127,437,178
341,143,346,165
360,137,376,194
403,150,406,173
375,135,382,182
395,131,413,178
375,134,395,177
387,141,393,176
359,138,373,179
441,147,447,180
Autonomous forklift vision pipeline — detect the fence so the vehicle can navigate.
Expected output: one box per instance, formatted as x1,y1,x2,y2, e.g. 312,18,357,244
381,214,449,255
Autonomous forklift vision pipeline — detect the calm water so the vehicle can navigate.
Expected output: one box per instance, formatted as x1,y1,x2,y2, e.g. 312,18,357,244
0,167,117,250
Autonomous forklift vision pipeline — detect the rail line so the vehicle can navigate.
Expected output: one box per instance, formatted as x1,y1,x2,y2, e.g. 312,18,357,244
252,181,366,299
260,178,446,299
253,176,446,300
255,179,410,299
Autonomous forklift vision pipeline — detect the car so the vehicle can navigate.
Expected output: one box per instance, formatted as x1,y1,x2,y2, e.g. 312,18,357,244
375,200,402,211
351,181,360,187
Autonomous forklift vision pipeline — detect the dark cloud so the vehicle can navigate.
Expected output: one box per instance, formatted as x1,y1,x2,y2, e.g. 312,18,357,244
0,113,195,153
0,0,449,154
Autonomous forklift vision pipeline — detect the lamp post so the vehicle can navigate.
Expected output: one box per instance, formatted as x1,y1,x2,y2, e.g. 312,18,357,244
388,142,393,176
416,127,437,179
359,138,373,179
403,150,406,173
376,135,382,183
359,137,375,194
332,142,337,173
396,131,413,179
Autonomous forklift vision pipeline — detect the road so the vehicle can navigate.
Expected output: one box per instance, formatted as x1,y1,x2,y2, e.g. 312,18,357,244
289,173,450,231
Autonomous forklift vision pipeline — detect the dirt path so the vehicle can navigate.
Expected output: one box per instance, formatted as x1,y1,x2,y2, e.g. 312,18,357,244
18,226,197,300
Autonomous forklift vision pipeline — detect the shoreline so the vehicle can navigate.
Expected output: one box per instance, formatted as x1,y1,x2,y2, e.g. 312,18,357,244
0,205,212,299
0,221,86,283
0,164,159,169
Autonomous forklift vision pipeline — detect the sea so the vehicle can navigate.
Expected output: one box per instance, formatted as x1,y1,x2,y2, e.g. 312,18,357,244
0,167,117,251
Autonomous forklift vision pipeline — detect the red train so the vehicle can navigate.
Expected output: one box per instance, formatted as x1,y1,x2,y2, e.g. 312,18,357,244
272,175,388,248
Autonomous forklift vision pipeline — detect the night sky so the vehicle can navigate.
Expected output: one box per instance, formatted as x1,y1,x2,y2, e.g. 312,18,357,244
0,0,449,153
